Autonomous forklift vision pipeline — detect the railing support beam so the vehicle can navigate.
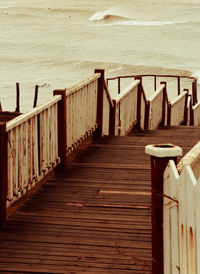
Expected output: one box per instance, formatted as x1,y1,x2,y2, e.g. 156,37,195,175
145,144,182,274
53,89,67,172
0,122,8,228
94,69,105,138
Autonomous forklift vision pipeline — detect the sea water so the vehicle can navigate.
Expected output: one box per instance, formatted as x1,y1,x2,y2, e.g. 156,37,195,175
0,0,200,111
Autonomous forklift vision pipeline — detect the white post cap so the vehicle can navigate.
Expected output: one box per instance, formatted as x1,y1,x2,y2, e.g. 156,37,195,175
145,144,182,158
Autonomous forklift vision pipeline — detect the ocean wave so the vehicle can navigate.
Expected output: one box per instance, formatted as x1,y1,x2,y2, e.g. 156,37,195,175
89,7,133,22
97,19,188,27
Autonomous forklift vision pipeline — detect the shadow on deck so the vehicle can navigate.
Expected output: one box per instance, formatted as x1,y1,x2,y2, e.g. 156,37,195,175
0,126,200,273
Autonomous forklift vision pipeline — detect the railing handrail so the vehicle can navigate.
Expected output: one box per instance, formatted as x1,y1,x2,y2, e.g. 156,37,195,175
113,80,140,104
177,141,200,176
107,74,197,81
193,101,200,111
170,90,188,107
6,95,62,132
148,84,165,102
66,73,101,96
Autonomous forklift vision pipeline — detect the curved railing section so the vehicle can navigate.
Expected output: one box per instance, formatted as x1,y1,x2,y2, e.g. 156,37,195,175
107,74,198,105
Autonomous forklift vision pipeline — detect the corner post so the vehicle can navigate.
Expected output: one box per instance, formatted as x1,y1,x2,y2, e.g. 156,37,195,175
160,81,167,126
53,89,67,172
183,88,189,125
94,69,105,137
192,79,197,105
109,100,116,136
0,122,8,228
16,82,20,113
145,144,182,274
135,76,142,129
190,98,194,125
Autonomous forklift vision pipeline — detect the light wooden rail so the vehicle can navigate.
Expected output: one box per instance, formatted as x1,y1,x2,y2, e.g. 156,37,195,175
170,91,188,126
65,73,99,153
148,84,165,130
110,80,139,135
164,160,200,273
6,96,61,207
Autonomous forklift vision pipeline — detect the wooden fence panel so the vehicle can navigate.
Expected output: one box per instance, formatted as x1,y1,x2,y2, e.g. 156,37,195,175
164,162,200,273
148,84,165,130
112,80,139,135
65,74,99,152
6,96,61,206
170,91,187,125
164,160,179,274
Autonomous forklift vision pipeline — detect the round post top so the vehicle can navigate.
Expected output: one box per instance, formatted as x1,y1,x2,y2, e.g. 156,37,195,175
145,143,182,158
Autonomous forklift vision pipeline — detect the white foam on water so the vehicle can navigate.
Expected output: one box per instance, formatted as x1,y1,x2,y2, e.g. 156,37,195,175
89,7,133,22
98,19,188,27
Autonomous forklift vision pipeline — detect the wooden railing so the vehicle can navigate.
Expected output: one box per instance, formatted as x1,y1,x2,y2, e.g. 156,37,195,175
0,70,104,227
190,101,200,126
108,76,192,135
107,74,198,105
148,84,166,130
109,80,140,135
164,155,200,273
6,96,61,207
169,90,188,126
0,69,198,228
103,81,113,135
56,73,100,154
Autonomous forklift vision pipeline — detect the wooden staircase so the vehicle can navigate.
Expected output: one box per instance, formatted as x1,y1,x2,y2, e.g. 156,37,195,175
0,126,200,273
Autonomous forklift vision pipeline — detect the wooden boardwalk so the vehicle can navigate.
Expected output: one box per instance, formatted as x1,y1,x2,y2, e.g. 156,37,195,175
0,126,200,273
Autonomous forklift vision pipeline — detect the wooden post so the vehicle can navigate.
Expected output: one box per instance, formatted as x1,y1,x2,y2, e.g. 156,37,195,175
190,98,194,125
167,103,171,126
118,77,120,94
135,76,142,129
0,122,8,228
33,85,39,108
160,82,167,126
53,89,67,172
109,100,116,135
183,89,189,125
94,69,104,137
177,76,181,96
145,144,182,274
144,101,150,130
154,76,157,91
16,83,20,113
192,79,198,105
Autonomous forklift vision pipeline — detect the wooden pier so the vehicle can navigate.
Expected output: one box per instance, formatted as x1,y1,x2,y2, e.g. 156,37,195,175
0,70,200,273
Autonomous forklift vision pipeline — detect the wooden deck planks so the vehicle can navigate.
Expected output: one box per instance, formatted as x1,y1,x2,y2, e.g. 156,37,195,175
1,126,200,273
